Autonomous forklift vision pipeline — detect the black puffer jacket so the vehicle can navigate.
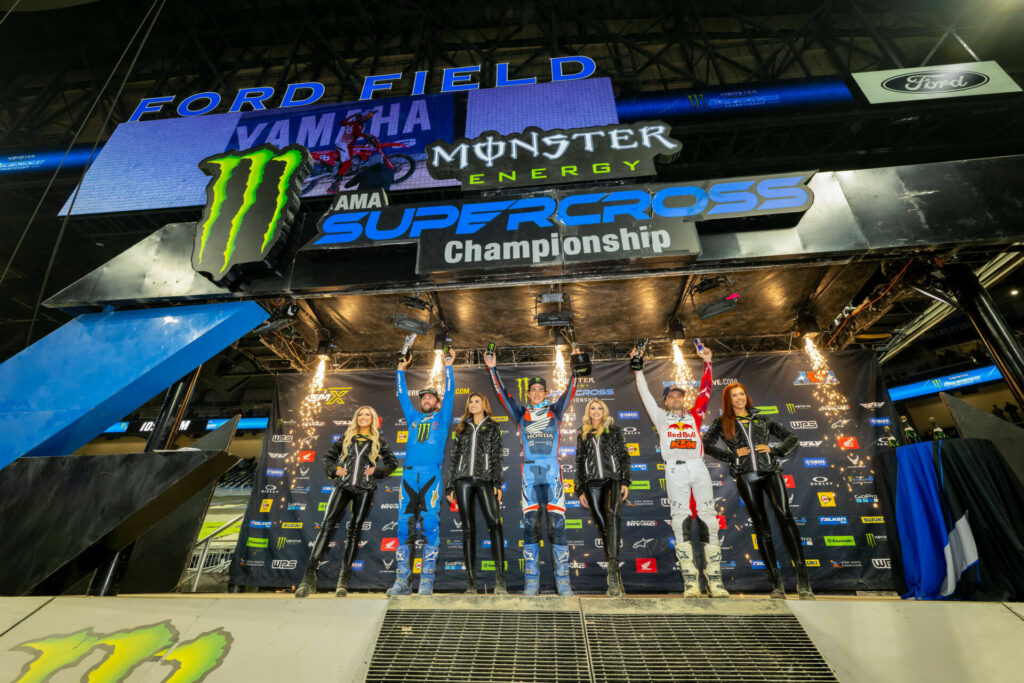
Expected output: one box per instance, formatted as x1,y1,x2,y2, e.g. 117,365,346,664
702,409,799,476
323,434,397,490
445,416,504,493
575,423,631,492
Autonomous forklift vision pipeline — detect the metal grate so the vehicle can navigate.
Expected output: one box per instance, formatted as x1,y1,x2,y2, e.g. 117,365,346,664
365,609,590,683
584,613,837,683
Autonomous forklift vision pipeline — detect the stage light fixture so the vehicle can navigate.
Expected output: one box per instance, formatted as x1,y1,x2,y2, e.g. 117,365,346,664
392,295,432,335
689,275,740,320
796,309,820,337
252,302,298,335
535,290,574,327
668,318,686,340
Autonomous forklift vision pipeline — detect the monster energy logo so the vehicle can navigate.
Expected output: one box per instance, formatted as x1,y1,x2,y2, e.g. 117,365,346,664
416,422,431,443
866,533,878,547
192,143,311,289
687,93,706,110
515,377,531,403
13,621,231,683
786,403,797,414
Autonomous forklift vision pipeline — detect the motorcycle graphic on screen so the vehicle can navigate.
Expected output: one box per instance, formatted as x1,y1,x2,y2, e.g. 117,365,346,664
304,112,416,194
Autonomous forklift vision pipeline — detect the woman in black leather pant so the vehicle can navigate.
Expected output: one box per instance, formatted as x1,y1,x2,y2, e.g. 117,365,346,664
576,399,631,597
295,405,397,598
702,383,813,600
445,392,507,594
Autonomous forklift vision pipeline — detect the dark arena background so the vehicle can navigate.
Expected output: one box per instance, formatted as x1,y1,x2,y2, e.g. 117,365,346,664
1,1,1023,682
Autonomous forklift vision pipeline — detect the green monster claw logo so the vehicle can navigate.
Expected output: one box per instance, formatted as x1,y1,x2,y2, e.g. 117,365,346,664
192,143,311,289
12,621,231,683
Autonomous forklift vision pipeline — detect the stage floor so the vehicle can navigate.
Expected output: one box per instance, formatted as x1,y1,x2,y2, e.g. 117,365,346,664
1,594,1021,682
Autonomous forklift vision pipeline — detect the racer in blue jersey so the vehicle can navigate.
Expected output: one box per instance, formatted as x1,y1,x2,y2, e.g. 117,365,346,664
386,349,456,596
485,349,579,596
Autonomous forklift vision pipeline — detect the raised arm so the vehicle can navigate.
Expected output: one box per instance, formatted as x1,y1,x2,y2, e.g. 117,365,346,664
487,364,526,422
633,369,661,423
395,364,419,423
552,373,578,421
691,360,712,424
438,362,456,427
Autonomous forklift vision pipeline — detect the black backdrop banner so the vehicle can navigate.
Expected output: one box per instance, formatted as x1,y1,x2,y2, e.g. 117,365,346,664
231,350,897,593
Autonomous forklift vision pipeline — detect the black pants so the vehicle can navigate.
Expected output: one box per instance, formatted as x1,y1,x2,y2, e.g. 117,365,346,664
585,479,623,565
735,470,805,575
303,485,374,583
454,478,505,583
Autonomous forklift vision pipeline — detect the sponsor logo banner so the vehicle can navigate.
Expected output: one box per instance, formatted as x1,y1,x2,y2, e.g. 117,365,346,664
853,61,1021,104
425,121,681,190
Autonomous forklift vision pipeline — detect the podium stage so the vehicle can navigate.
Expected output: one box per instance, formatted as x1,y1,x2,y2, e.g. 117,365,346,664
1,594,1022,682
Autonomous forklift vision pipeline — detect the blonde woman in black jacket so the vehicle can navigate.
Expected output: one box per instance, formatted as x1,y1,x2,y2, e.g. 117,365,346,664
295,405,397,598
702,382,812,600
445,392,507,595
576,399,631,597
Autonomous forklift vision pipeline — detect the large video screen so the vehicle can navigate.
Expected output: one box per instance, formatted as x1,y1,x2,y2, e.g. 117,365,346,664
60,78,618,216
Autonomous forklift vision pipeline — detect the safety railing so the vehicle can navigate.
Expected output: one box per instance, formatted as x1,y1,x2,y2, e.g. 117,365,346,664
182,513,244,592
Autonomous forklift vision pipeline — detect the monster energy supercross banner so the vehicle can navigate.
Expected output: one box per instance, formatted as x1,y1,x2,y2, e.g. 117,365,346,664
231,350,897,593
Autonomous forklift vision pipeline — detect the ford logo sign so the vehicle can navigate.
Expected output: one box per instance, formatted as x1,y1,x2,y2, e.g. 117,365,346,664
881,70,989,94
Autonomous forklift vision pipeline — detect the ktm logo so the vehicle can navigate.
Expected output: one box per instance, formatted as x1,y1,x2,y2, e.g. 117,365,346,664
192,143,311,289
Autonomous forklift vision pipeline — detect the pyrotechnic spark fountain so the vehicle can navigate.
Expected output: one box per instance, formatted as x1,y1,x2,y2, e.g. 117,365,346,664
671,341,697,405
427,349,445,398
801,336,869,492
553,345,569,394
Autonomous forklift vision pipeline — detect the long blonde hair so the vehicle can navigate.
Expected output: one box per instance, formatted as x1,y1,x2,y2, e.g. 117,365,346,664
580,399,614,438
456,392,493,434
341,405,382,464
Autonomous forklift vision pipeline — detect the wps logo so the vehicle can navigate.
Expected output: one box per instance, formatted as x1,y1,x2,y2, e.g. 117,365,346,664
193,144,311,289
271,559,297,569
790,420,818,430
872,558,892,569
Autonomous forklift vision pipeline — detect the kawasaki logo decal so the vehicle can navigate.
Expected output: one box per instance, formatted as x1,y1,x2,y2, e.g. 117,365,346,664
192,143,311,289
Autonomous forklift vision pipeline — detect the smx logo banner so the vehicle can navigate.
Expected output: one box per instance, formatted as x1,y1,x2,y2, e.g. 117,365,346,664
12,621,231,683
193,143,311,289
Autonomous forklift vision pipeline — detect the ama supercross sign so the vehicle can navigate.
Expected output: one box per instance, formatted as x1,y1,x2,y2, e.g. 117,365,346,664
192,143,311,289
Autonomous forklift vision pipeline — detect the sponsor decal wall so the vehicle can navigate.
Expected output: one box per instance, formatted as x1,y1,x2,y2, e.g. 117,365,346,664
231,350,896,592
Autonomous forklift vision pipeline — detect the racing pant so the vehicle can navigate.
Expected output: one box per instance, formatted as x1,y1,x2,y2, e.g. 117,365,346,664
736,470,805,574
454,478,505,587
302,486,374,587
584,479,623,560
397,466,442,551
522,460,567,546
664,459,719,547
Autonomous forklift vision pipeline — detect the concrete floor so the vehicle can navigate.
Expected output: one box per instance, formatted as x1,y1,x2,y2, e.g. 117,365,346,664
1,594,1021,682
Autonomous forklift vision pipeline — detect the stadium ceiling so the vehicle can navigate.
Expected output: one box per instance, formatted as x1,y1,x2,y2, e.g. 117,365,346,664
1,0,1022,415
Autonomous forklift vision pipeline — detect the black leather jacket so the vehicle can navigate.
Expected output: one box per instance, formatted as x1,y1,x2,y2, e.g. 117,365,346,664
575,423,631,491
323,434,397,490
702,410,799,476
445,417,503,493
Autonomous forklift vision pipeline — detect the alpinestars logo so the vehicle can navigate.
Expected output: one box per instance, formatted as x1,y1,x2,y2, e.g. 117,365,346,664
193,143,311,289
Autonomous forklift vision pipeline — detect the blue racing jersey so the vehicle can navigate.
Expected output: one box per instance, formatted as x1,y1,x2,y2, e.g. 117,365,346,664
489,368,577,462
396,364,455,469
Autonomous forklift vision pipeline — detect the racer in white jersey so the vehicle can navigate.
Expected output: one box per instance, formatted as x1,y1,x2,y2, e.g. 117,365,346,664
629,341,729,598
